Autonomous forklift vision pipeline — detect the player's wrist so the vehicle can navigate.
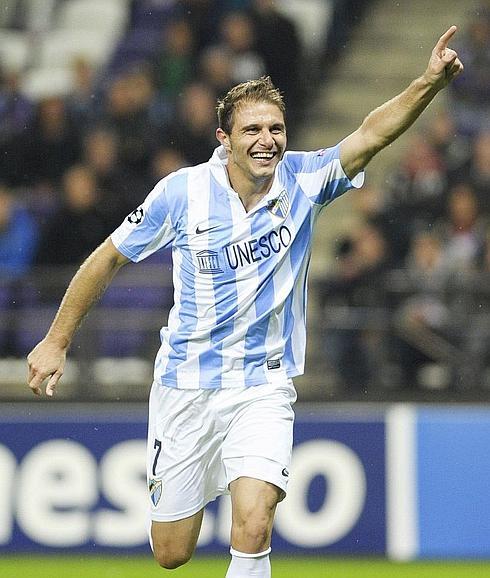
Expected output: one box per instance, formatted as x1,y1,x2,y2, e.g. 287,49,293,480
419,68,447,94
44,330,71,351
419,70,445,94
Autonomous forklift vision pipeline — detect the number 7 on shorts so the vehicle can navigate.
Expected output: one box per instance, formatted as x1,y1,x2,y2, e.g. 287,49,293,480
152,438,162,476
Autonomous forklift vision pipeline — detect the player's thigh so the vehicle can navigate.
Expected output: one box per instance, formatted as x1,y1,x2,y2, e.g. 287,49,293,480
147,383,224,520
229,476,282,551
151,509,204,567
222,380,296,496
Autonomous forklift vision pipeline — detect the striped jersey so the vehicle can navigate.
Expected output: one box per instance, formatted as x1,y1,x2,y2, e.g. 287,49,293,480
111,144,364,389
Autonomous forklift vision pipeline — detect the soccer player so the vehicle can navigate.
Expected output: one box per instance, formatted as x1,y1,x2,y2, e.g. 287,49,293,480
27,27,462,576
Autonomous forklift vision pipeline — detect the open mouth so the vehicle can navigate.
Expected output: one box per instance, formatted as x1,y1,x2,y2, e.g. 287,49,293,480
250,151,277,162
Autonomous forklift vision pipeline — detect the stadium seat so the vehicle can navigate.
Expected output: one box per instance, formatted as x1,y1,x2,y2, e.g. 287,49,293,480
0,0,57,32
14,284,59,356
38,29,119,69
56,0,130,35
21,66,74,100
93,357,153,388
0,30,31,71
276,0,333,55
96,264,173,357
14,306,58,356
20,0,58,33
0,280,45,356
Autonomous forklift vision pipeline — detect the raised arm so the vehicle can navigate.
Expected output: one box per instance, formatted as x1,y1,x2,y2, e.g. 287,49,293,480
340,26,464,179
27,238,129,397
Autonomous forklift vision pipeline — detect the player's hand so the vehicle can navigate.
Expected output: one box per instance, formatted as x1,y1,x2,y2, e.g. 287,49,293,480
424,26,464,90
27,338,67,397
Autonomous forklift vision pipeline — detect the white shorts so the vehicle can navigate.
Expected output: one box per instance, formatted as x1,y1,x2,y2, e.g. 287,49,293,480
147,379,297,522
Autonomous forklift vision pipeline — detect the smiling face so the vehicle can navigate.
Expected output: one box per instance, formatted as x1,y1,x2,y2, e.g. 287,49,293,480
216,100,287,195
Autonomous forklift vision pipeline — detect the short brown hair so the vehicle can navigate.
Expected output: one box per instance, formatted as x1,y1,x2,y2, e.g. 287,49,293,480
216,76,285,134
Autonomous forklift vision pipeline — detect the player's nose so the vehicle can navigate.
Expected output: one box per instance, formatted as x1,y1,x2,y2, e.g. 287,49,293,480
258,128,274,147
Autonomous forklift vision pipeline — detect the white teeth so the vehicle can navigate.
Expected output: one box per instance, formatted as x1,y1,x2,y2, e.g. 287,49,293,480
251,152,274,159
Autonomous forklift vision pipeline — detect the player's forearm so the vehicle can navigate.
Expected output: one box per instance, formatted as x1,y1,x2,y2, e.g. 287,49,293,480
341,27,462,179
359,74,439,154
46,239,127,349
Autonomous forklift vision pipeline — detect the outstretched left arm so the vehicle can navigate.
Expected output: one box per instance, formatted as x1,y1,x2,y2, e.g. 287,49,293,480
340,25,464,179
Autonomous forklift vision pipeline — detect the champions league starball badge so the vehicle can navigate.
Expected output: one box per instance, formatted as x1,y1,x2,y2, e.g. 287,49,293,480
127,207,144,224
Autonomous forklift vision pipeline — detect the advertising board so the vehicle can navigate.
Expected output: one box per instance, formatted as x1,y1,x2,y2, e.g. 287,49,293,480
0,405,386,554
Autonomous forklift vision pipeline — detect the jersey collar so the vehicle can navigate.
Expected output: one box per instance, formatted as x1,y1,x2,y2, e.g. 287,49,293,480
209,146,285,215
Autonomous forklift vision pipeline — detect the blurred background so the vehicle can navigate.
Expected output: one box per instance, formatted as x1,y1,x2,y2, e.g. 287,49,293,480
1,0,490,403
0,0,489,566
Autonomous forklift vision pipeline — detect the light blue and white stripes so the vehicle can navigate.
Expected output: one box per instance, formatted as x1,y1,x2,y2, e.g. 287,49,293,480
111,145,364,389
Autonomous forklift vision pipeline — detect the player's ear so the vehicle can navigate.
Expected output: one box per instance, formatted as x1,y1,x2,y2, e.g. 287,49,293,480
216,128,231,152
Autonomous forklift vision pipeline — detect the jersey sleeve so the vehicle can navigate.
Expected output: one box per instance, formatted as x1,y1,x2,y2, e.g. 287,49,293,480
110,179,176,262
283,144,364,207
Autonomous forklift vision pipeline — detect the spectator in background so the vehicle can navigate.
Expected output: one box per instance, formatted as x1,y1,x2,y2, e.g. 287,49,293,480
460,130,490,215
448,8,490,136
12,95,81,191
319,223,390,391
65,57,99,127
424,110,473,183
0,183,39,357
0,183,38,277
323,0,369,65
387,132,448,230
394,231,452,389
198,45,235,99
251,0,303,121
149,146,187,183
153,17,195,106
83,126,148,228
218,11,266,84
405,231,447,286
101,67,159,177
35,164,110,267
437,183,487,274
352,183,411,264
462,226,490,389
164,81,217,164
176,0,246,52
0,67,34,187
0,66,33,145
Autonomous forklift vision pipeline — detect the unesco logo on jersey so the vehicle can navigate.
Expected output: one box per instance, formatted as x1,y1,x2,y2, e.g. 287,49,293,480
224,225,292,270
196,250,223,274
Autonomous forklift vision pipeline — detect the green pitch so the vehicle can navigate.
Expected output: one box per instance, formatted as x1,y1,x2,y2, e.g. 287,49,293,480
1,557,489,578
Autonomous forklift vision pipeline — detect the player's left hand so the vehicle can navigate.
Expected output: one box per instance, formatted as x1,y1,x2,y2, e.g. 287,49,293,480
27,337,66,397
424,26,464,90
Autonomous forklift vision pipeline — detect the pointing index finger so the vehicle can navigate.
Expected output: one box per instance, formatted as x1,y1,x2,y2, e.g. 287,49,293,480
436,25,457,52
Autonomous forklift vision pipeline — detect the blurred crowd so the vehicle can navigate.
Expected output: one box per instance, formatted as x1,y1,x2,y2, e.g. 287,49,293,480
0,1,489,395
1,0,359,359
0,0,356,274
316,8,490,393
